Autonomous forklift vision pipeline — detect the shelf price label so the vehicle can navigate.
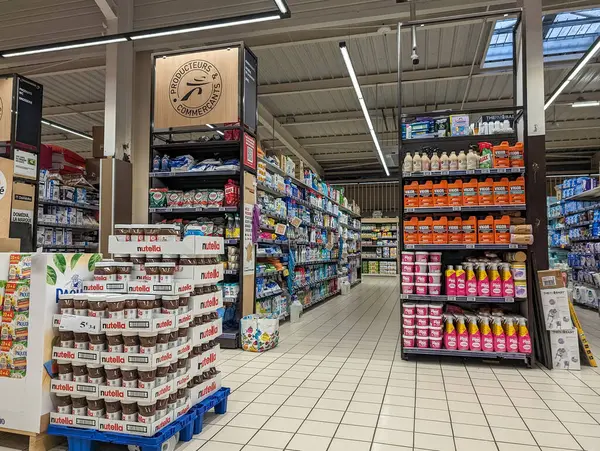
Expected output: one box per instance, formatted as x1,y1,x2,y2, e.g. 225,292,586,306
441,171,449,175
466,244,475,249
481,168,490,173
466,170,475,174
509,244,519,249
466,297,476,302
452,206,461,211
59,314,101,334
447,296,457,301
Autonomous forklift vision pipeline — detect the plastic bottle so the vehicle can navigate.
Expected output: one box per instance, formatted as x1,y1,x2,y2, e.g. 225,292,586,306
504,316,518,352
479,316,494,351
488,263,502,297
431,152,440,171
465,263,477,296
455,265,466,296
477,263,490,296
500,263,515,297
402,153,413,173
412,152,422,172
467,315,481,351
449,151,459,171
440,152,450,171
516,316,532,354
492,316,506,352
445,265,457,295
455,315,469,350
467,147,479,170
443,314,457,350
153,154,161,172
421,153,430,171
479,143,493,169
457,150,467,170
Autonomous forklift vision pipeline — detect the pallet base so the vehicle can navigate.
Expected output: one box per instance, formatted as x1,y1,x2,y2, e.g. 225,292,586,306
0,414,64,451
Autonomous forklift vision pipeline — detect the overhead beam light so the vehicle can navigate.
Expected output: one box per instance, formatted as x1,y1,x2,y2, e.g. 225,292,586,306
2,37,128,58
273,0,290,15
339,41,390,177
41,119,93,141
572,99,600,108
544,35,600,110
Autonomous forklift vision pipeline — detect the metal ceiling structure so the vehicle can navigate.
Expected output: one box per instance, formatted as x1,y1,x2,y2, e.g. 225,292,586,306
0,0,598,179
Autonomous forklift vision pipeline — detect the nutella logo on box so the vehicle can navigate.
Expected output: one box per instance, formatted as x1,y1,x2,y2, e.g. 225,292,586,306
201,241,220,251
103,321,126,330
101,388,125,398
53,349,75,360
177,283,193,293
156,352,173,364
136,244,162,253
100,422,124,432
85,283,105,292
201,325,219,339
201,296,220,309
156,384,172,397
129,284,151,293
178,343,191,355
200,381,217,397
156,318,174,329
102,355,126,365
200,268,220,280
178,373,191,387
201,352,217,367
51,416,74,425
53,382,74,392
178,313,192,326
155,414,172,430
178,405,190,416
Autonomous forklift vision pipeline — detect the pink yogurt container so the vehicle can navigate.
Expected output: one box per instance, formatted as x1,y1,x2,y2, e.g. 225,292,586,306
415,252,429,263
415,283,428,295
404,326,416,337
401,252,415,263
416,336,429,348
402,283,415,295
416,325,429,337
414,263,428,274
428,284,442,295
429,304,444,316
403,315,415,327
403,336,416,348
416,305,429,316
401,262,415,273
415,274,428,284
429,252,442,263
429,327,443,338
429,316,443,327
416,315,429,327
428,262,442,273
428,273,442,284
402,303,416,315
430,337,442,349
401,272,415,284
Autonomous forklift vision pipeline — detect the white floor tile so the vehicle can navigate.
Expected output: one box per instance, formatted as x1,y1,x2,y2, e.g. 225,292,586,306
286,433,331,451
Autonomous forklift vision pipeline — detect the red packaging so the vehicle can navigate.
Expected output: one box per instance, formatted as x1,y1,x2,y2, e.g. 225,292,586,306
403,315,415,327
404,326,415,337
429,327,443,338
403,336,415,348
224,122,240,141
224,179,240,206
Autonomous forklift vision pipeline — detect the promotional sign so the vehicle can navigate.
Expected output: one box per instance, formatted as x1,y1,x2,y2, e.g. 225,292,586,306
13,149,37,180
154,47,240,129
0,157,14,238
0,77,13,144
243,133,257,170
243,49,258,132
243,203,255,275
11,181,35,226
15,78,42,149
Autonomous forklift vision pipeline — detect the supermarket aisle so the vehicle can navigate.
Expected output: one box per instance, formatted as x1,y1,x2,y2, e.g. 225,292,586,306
186,277,600,451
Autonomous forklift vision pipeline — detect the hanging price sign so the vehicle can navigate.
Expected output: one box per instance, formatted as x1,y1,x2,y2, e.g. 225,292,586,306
59,314,101,334
290,217,302,228
275,223,287,235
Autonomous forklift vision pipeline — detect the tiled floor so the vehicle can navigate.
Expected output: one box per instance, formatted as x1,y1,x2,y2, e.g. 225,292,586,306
182,277,600,451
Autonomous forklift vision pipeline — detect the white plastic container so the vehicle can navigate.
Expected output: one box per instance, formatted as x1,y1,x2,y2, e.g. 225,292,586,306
401,262,415,273
401,251,415,263
429,326,443,339
416,325,429,337
402,283,415,295
412,152,422,172
402,303,416,315
415,283,428,295
404,326,416,337
440,152,449,171
403,336,416,348
402,272,415,284
428,303,444,316
429,252,442,263
416,336,429,348
414,263,428,274
428,284,442,295
430,316,443,327
457,150,467,170
403,153,413,173
431,153,440,171
430,337,442,349
403,315,415,326
415,274,427,284
416,315,429,327
428,262,442,273
415,252,429,263
428,273,442,284
416,305,429,316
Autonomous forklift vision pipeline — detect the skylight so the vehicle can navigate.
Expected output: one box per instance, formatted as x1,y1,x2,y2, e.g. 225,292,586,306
483,8,600,68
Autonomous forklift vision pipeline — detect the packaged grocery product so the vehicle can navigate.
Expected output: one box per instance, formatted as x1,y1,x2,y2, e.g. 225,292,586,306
430,337,442,349
509,177,526,204
167,190,184,208
494,216,510,244
404,181,419,208
428,284,441,295
412,152,422,172
428,262,442,273
416,304,429,316
449,151,458,171
416,336,429,349
462,217,477,243
479,316,494,351
477,264,490,296
418,181,434,207
457,150,467,170
489,263,502,297
432,216,448,244
492,141,510,168
415,283,427,295
448,217,462,243
509,142,524,167
504,316,518,352
465,263,477,296
445,266,456,296
402,303,416,315
510,224,532,234
418,217,433,244
403,153,413,173
443,315,457,350
516,316,532,354
500,263,515,297
403,336,415,348
477,178,494,205
479,142,493,168
492,316,506,352
455,315,469,350
510,234,533,245
415,252,429,263
416,325,429,337
429,252,442,262
462,179,478,205
433,180,448,206
415,274,426,284
402,283,414,295
466,315,481,351
149,188,168,208
493,178,510,205
478,216,494,243
440,152,450,170
401,251,415,262
455,265,466,296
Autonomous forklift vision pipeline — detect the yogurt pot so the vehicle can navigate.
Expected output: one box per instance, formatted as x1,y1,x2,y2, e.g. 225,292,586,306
124,296,137,319
429,326,443,339
401,272,415,284
106,333,124,353
403,315,415,327
429,316,443,328
430,337,442,349
402,303,416,315
105,400,122,420
105,365,123,387
121,367,138,388
106,295,126,319
87,397,106,418
121,401,138,422
428,284,442,295
415,274,427,284
72,363,88,382
57,361,73,381
401,251,415,263
414,263,428,274
427,262,442,273
71,396,87,416
416,325,429,338
123,332,140,353
73,294,89,316
428,304,443,316
429,252,442,263
416,315,429,327
401,262,414,273
137,400,157,424
58,294,74,315
55,395,72,414
416,336,429,348
415,283,428,295
416,305,429,316
401,283,415,295
428,273,442,284
138,369,156,390
403,326,416,337
139,332,158,354
87,364,105,385
156,396,169,419
402,335,416,348
415,252,429,263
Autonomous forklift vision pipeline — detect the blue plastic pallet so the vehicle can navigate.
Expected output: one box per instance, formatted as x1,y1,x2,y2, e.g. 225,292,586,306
47,388,230,451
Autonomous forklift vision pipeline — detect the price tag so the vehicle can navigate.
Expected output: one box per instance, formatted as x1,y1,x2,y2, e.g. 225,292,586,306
481,168,490,173
509,244,519,249
466,170,474,174
290,217,302,228
466,297,476,302
441,171,450,175
506,297,514,303
406,244,415,249
275,223,287,235
498,168,507,173
59,314,101,334
423,171,431,176
452,206,461,211
406,208,415,213
447,296,457,301
466,244,475,249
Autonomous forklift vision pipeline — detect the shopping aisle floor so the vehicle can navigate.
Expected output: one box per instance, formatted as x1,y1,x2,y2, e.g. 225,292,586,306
185,277,600,451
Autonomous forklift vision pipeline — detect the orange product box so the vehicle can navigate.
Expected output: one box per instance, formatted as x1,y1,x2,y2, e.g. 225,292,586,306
493,141,510,168
494,215,511,244
509,176,526,204
404,217,419,245
418,217,433,244
448,180,463,206
404,181,419,208
462,216,478,244
433,216,448,245
462,179,478,206
418,181,434,208
478,178,494,206
493,178,510,205
433,180,448,207
448,217,462,244
478,216,495,244
509,142,524,168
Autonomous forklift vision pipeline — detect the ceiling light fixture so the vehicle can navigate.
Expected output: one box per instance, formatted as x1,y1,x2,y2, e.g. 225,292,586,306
2,37,128,58
544,36,600,110
41,119,93,141
273,0,289,15
572,99,600,108
207,124,225,136
339,41,390,177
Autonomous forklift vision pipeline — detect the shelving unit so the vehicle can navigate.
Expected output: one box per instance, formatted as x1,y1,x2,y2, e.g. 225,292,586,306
361,218,398,277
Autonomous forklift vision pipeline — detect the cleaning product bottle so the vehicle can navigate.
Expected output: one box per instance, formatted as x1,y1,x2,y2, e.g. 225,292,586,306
418,217,434,244
448,217,462,244
509,176,526,205
516,316,532,354
455,315,469,350
433,216,448,245
440,152,450,171
509,142,525,168
467,315,481,351
445,265,457,295
477,178,494,205
431,152,440,171
492,316,506,352
462,179,479,206
494,215,511,244
479,142,493,169
447,179,463,206
488,263,502,297
455,265,466,296
500,263,515,297
443,314,457,350
457,150,467,170
404,181,420,207
412,152,422,172
479,315,494,351
418,181,434,207
477,216,495,244
477,263,490,296
404,217,419,244
492,141,510,168
467,146,479,170
421,153,431,171
403,153,413,173
493,177,510,205
465,263,477,296
449,151,459,171
433,180,448,206
504,316,518,352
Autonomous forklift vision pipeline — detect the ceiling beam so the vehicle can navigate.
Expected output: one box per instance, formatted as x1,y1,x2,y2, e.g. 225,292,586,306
94,0,117,21
546,139,600,150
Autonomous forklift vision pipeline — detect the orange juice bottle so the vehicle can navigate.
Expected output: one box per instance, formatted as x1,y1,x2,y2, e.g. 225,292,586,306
494,215,511,244
404,181,419,208
493,177,510,205
448,217,463,244
433,216,448,244
418,217,433,244
404,217,419,244
448,180,463,206
462,179,479,206
418,181,434,207
509,177,526,205
462,216,478,243
509,142,524,167
433,180,448,207
478,178,494,205
493,141,510,168
478,216,495,243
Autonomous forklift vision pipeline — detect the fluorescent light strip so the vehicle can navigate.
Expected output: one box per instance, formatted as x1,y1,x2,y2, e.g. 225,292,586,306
339,43,390,176
3,37,127,58
131,15,280,40
572,100,600,107
206,124,225,136
274,0,288,14
42,120,93,141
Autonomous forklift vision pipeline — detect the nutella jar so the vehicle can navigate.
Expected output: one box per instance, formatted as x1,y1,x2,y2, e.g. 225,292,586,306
162,254,179,264
177,326,189,346
87,397,105,417
167,393,177,412
131,254,146,272
176,388,186,407
145,255,162,263
106,295,126,319
179,255,197,266
58,294,74,315
87,295,108,318
161,296,179,315
72,363,88,382
124,297,137,319
138,368,156,389
139,332,157,354
156,331,170,352
114,224,132,242
55,395,72,414
155,364,169,386
152,297,163,315
59,330,74,348
158,262,176,284
73,294,89,316
156,396,169,419
88,333,107,351
94,262,117,281
122,332,139,353
144,263,160,282
130,225,145,243
113,253,130,262
57,361,73,381
137,400,156,424
177,354,189,377
178,295,190,315
193,374,203,386
210,285,219,293
137,295,155,319
159,225,179,242
168,330,178,349
105,365,123,387
144,226,160,242
192,345,202,358
74,332,89,350
167,362,178,381
121,401,138,422
72,395,87,416
106,332,124,353
121,367,138,388
87,364,105,385
105,400,122,420
115,262,133,281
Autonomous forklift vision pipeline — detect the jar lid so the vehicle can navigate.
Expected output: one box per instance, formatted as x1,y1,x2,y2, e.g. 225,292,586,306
162,295,179,300
58,293,75,299
72,293,88,300
113,262,133,267
106,294,127,301
136,294,156,300
156,262,176,268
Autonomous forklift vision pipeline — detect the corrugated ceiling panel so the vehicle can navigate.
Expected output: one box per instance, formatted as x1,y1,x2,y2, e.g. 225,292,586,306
31,69,106,107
